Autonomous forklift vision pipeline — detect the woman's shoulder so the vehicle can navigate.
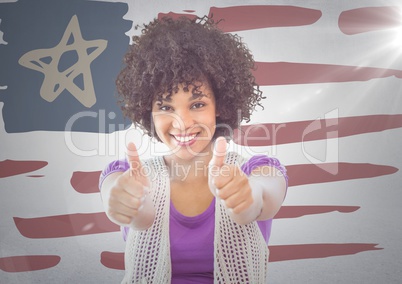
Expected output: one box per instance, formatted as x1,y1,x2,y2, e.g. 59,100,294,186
238,153,288,180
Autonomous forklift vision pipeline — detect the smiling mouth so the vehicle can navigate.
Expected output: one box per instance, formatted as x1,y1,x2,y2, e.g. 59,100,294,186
172,133,198,143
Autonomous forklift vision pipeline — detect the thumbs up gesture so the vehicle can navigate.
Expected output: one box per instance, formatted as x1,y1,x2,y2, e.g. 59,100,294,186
208,137,263,225
208,136,228,195
104,142,155,230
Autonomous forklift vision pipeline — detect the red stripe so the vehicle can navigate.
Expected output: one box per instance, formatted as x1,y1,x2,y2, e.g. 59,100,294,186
158,6,321,33
287,163,398,187
0,160,47,178
0,255,60,272
275,205,360,219
100,243,382,270
101,251,124,270
13,212,119,239
12,205,364,240
70,171,101,194
209,6,322,32
339,6,401,35
269,243,382,262
253,62,402,85
234,115,402,146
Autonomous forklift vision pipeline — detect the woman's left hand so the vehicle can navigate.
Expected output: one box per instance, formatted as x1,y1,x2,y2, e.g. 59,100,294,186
208,137,263,223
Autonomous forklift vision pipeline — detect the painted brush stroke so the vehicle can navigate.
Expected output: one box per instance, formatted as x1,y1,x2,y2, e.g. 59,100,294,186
253,62,402,85
209,5,322,32
286,163,398,187
70,170,102,194
158,6,321,33
100,243,382,270
0,160,48,178
275,205,360,219
234,115,402,146
13,212,119,239
0,255,60,272
339,6,402,35
269,243,383,262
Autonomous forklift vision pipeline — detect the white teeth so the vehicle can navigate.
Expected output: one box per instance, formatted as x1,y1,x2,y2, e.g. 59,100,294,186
175,134,196,143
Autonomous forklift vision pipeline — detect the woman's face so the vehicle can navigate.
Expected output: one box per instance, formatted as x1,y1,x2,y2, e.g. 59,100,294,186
151,82,217,161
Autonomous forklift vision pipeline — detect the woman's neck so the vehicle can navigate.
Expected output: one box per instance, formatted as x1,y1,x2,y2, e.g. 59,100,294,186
163,151,213,183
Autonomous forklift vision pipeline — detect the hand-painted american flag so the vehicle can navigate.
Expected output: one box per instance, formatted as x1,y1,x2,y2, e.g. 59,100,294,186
1,1,401,283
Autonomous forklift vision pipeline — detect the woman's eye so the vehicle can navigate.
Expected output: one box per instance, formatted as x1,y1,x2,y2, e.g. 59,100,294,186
191,102,205,109
159,105,172,111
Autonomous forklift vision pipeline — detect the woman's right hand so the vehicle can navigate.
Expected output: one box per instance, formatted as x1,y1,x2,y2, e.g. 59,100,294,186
101,142,155,230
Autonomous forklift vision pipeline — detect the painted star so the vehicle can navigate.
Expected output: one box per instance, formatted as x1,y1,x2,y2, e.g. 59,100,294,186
18,15,107,108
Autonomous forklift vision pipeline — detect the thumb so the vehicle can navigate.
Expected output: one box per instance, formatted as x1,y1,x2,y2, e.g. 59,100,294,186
127,142,141,170
210,136,227,168
126,142,149,186
209,136,227,179
208,137,227,195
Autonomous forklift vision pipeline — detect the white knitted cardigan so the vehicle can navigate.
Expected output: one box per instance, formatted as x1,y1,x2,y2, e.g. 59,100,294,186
122,152,269,284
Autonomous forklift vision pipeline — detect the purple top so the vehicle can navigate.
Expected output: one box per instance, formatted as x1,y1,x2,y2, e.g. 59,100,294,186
99,155,288,283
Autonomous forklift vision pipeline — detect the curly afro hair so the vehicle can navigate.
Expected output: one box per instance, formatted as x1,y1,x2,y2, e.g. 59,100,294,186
116,16,264,141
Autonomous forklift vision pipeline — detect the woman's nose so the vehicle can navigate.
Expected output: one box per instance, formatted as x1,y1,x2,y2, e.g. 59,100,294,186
172,109,194,130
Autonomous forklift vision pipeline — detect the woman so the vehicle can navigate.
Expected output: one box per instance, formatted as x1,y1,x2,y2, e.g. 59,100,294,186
99,16,287,283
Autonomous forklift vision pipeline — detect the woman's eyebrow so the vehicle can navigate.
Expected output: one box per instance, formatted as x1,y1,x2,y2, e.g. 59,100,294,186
158,96,171,103
189,93,208,101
